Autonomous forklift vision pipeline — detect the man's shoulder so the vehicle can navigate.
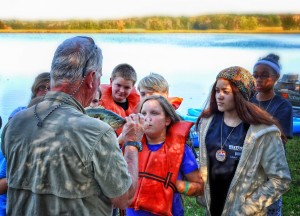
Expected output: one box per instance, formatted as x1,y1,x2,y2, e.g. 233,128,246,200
74,111,113,131
8,106,27,119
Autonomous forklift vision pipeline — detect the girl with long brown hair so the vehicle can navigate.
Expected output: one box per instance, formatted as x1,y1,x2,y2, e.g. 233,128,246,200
196,66,291,216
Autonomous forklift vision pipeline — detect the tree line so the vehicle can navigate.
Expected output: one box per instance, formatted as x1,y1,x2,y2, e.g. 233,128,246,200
0,14,300,31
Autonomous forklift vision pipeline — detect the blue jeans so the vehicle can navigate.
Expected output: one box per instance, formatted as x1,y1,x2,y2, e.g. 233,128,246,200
267,197,282,216
112,208,118,216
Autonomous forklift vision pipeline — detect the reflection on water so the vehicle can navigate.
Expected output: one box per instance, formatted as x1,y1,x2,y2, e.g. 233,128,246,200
2,33,300,48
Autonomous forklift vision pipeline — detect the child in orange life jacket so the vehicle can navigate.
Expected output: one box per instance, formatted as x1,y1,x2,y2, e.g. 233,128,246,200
119,72,178,146
99,63,140,136
127,95,204,216
137,72,198,158
100,64,140,216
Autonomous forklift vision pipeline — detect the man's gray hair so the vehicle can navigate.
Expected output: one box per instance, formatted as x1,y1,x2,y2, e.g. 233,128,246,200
50,36,103,87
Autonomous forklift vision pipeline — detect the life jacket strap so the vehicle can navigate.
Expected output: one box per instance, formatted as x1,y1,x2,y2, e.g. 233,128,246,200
119,209,125,216
139,171,176,192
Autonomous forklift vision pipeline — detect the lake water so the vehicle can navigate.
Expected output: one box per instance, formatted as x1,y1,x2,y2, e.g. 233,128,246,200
1,33,300,133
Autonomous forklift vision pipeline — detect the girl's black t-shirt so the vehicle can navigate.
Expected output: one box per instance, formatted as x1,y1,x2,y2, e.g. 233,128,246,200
205,112,249,216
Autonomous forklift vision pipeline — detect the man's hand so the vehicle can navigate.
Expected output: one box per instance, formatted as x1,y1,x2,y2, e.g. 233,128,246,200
122,113,145,142
111,113,144,209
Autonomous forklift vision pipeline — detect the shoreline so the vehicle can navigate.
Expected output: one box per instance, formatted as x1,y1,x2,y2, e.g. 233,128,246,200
1,29,300,34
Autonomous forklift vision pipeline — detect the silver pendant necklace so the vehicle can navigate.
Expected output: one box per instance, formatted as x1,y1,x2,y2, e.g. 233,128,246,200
258,95,274,112
216,116,238,162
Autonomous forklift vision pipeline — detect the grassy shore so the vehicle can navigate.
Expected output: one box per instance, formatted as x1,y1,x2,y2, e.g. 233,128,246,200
1,28,300,34
183,135,300,216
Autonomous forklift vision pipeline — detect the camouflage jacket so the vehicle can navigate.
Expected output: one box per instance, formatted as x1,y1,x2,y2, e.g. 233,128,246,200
1,91,132,216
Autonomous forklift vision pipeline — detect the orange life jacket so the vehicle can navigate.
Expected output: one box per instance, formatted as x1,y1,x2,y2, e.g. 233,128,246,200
130,121,193,216
99,84,140,135
168,97,183,110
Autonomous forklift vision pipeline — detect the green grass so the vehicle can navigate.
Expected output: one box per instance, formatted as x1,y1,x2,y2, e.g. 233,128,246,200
282,135,300,215
183,195,205,215
183,136,300,216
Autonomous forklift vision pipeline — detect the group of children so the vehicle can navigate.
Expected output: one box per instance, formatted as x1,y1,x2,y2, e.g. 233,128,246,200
86,53,292,216
93,53,292,216
93,63,203,216
1,51,293,216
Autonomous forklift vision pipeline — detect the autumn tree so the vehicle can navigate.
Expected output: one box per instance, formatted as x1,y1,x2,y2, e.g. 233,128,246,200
116,20,124,31
146,18,164,30
281,15,299,30
0,20,6,29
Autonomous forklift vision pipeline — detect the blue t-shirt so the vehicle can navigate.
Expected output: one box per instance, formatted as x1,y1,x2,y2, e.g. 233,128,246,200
126,143,198,216
0,149,7,216
251,94,293,139
1,105,26,216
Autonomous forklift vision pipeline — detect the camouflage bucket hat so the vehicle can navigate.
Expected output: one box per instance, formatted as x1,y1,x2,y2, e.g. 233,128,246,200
216,66,256,101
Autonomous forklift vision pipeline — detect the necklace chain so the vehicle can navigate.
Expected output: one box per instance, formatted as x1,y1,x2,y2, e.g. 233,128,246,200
34,77,85,127
220,116,238,150
258,96,274,112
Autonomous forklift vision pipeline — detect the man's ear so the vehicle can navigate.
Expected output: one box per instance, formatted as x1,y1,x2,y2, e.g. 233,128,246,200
110,77,113,85
86,71,96,89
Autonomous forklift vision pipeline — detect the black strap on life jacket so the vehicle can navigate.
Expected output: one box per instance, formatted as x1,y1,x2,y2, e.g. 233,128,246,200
119,209,125,216
139,171,176,192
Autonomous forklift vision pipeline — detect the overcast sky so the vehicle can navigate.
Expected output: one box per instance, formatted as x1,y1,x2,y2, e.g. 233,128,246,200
1,0,300,20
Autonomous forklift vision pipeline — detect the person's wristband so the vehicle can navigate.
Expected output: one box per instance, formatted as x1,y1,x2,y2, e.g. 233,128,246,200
183,181,189,195
124,141,142,152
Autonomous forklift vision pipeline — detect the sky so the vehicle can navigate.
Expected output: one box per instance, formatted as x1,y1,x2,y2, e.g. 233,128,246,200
1,0,300,20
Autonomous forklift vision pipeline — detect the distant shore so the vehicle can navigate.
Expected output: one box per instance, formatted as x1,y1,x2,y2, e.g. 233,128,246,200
1,28,300,34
